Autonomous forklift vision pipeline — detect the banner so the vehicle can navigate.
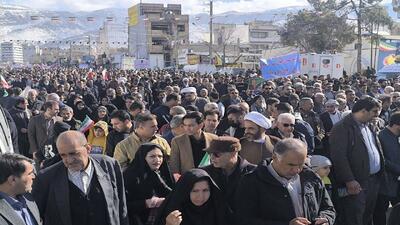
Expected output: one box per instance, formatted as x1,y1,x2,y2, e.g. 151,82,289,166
128,5,139,26
261,52,300,80
377,39,400,71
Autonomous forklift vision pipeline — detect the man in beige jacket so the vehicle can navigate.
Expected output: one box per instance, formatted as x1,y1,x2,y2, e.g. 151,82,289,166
113,113,170,170
170,111,217,177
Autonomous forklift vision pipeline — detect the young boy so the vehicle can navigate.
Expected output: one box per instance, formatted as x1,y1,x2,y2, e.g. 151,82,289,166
310,155,332,196
87,121,109,154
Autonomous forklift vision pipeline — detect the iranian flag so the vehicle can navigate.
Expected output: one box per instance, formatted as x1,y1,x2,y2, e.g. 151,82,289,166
198,153,210,167
78,116,94,133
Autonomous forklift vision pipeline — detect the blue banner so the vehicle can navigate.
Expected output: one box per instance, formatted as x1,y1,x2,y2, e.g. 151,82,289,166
261,52,301,80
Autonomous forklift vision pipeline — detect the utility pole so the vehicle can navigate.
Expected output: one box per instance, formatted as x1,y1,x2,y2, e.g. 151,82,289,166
209,0,213,64
88,35,91,58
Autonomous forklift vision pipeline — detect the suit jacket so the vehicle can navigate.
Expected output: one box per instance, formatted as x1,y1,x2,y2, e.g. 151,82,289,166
170,132,218,174
27,114,62,156
32,155,128,225
329,114,385,186
0,194,42,225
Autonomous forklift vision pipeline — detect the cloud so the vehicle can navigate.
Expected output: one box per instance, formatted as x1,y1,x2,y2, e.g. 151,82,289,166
8,0,309,14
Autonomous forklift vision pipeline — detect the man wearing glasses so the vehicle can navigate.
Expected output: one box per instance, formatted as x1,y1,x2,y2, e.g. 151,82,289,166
202,136,256,212
268,113,308,147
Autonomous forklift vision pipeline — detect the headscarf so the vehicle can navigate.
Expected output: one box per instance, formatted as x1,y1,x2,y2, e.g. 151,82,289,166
155,169,229,225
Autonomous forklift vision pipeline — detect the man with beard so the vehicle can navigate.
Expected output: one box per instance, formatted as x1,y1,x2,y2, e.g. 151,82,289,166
106,110,134,157
181,87,209,113
240,111,275,165
60,106,81,130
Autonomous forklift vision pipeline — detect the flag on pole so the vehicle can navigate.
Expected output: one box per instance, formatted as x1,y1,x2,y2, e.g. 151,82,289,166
78,116,94,133
0,75,11,89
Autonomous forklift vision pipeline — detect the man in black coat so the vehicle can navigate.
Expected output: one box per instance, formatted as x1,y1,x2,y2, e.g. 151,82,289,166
202,136,256,211
235,138,335,225
9,97,30,157
32,130,128,225
106,110,133,157
330,97,384,225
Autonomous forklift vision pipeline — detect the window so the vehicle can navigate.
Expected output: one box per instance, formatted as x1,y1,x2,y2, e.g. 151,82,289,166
177,25,185,32
251,32,268,38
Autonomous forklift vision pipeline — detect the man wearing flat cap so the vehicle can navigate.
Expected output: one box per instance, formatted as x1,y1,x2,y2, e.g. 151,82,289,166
202,136,256,212
181,87,209,112
240,111,275,165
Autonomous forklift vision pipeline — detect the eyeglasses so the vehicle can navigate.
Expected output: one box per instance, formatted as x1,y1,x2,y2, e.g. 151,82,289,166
282,123,295,128
231,92,238,95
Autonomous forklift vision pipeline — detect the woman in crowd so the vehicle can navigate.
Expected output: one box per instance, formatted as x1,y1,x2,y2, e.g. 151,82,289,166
155,169,230,225
124,143,175,225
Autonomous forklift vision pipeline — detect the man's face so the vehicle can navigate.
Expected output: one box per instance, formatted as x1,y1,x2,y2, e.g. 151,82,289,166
98,110,107,119
111,118,128,132
172,96,181,107
14,160,35,194
363,107,381,122
185,92,196,102
204,114,219,132
346,91,356,102
158,92,166,101
284,86,293,96
61,110,73,121
227,113,241,128
28,92,37,100
116,87,123,96
301,100,314,112
18,99,28,110
58,140,90,172
244,120,263,141
272,150,307,179
125,99,134,110
47,104,60,117
138,119,158,138
277,117,295,136
210,152,235,169
183,118,203,136
230,90,239,99
325,105,337,114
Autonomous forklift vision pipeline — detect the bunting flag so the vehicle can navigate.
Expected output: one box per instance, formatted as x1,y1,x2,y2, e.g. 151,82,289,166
78,116,94,133
68,17,77,23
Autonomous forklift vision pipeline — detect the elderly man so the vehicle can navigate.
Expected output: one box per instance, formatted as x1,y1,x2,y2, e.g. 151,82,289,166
0,153,41,225
32,131,128,225
170,111,217,176
202,136,256,211
60,106,81,130
319,99,342,157
235,138,336,225
162,114,185,145
240,111,275,165
181,87,209,112
269,113,307,146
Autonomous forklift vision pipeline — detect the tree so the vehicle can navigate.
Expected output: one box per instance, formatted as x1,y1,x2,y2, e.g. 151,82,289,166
215,24,236,67
307,0,385,73
281,9,355,53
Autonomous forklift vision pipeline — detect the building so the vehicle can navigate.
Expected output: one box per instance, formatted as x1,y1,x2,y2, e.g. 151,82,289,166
1,42,23,64
23,44,40,64
247,20,281,50
128,3,189,68
98,21,128,55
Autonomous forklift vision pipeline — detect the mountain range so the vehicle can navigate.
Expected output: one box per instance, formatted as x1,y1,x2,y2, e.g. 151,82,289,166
0,3,398,44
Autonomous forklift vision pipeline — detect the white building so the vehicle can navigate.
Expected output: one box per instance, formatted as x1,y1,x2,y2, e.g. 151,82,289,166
98,21,128,55
1,42,23,64
23,44,40,64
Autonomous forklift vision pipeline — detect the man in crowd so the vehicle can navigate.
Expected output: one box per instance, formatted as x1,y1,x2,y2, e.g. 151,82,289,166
181,87,209,112
170,111,217,176
113,113,170,169
217,105,245,138
106,110,134,157
28,100,61,166
330,96,384,225
240,111,275,165
152,93,181,129
203,110,220,134
162,114,185,144
319,99,342,156
235,138,335,225
60,106,81,130
32,131,128,225
374,112,400,225
0,153,41,225
202,136,256,211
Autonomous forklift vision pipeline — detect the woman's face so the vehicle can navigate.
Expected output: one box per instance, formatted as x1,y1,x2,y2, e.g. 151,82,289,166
190,180,210,207
145,148,163,171
98,110,107,118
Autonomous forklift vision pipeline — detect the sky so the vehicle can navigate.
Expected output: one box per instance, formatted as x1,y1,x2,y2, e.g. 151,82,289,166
3,0,310,14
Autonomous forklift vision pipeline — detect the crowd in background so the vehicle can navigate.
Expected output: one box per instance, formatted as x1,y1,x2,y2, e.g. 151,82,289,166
1,66,400,225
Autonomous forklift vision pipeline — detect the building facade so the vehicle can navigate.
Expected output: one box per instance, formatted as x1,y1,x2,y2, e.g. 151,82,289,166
1,42,23,64
128,3,189,68
98,21,128,55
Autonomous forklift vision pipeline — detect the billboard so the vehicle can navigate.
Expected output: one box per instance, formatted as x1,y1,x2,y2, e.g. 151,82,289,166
128,5,139,26
377,38,400,71
261,52,301,80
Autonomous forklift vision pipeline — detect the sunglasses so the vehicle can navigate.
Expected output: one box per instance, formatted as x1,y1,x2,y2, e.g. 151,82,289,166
282,123,295,128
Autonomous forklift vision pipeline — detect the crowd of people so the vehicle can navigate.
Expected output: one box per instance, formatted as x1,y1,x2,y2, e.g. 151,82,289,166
0,66,400,225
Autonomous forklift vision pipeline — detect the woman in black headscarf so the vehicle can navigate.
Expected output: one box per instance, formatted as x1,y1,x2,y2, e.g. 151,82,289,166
155,169,230,225
124,143,175,225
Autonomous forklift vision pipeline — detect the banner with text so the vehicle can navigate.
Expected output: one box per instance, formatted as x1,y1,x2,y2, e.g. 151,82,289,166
261,52,300,80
